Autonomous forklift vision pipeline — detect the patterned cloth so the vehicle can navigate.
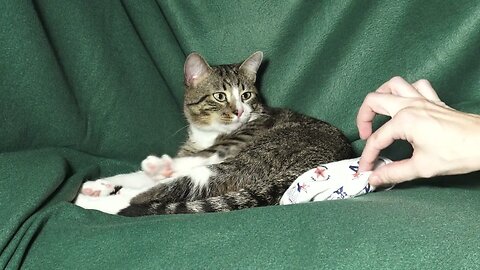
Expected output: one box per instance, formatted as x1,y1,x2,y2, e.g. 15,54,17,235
280,157,392,205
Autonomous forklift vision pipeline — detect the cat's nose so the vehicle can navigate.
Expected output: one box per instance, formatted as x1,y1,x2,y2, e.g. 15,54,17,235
234,109,243,117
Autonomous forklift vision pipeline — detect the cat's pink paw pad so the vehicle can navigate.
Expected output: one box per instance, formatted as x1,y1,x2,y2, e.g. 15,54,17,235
141,154,173,179
82,188,94,195
80,180,115,197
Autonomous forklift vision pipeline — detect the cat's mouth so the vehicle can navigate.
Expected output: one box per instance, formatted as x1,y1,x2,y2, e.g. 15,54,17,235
210,115,249,133
218,118,243,128
232,113,251,125
202,120,242,134
220,111,250,124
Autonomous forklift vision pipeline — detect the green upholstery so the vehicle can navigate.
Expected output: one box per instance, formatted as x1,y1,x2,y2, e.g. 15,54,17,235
1,1,479,269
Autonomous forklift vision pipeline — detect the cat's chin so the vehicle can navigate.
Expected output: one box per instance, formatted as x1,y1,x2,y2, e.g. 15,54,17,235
216,121,243,133
228,115,252,129
193,121,242,135
216,115,251,132
226,122,243,131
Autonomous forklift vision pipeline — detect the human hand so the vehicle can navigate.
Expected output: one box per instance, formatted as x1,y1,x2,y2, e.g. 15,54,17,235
357,76,480,186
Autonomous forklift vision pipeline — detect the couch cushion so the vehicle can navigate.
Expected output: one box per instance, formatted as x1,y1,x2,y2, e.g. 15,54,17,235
1,1,479,269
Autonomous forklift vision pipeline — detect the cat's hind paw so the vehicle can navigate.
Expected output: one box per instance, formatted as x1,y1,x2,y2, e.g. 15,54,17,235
141,154,173,180
80,180,117,197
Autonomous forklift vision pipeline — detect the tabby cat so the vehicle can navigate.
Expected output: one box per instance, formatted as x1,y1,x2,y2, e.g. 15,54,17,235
74,51,354,216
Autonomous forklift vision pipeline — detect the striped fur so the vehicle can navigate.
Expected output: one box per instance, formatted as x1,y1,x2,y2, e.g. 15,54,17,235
118,52,353,216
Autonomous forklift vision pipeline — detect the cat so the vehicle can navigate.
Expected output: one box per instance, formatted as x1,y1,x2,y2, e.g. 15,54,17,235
74,51,354,216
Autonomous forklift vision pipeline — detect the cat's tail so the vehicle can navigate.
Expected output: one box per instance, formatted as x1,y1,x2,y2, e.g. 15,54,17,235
118,183,289,216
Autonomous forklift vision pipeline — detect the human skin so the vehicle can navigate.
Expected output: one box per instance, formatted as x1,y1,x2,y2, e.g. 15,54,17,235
357,76,480,186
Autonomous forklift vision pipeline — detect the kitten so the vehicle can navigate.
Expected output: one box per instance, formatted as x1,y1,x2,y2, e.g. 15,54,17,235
75,51,354,216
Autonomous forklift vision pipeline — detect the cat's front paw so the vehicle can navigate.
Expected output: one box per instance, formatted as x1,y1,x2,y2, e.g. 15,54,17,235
141,154,173,180
80,180,117,197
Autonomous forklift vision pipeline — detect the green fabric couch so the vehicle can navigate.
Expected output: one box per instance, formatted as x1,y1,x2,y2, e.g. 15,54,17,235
1,1,479,269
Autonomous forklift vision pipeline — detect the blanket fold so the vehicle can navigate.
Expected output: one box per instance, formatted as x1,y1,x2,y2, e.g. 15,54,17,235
1,1,480,269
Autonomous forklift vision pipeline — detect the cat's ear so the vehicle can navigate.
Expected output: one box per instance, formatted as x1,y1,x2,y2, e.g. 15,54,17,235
184,53,212,88
239,51,263,82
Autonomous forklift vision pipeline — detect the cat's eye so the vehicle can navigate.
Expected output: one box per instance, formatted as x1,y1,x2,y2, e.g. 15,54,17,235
241,92,253,101
213,92,227,102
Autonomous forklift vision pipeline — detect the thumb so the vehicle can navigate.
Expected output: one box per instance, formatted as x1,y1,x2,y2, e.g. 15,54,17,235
368,159,418,186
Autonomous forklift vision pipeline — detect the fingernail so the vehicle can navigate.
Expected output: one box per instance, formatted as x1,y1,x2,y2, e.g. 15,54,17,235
368,175,381,186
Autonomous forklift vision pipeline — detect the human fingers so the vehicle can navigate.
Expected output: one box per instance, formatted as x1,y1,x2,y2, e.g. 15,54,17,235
412,79,441,102
359,116,406,172
412,79,452,109
376,76,423,98
356,93,413,140
368,159,419,186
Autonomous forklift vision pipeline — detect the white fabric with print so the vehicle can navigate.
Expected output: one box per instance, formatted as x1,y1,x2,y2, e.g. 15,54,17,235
280,157,392,205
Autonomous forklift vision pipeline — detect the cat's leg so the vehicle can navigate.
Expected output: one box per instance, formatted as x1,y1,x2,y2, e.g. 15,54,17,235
129,163,216,206
118,156,265,216
77,162,215,215
75,178,159,214
80,179,117,197
141,155,174,180
142,154,222,181
119,177,203,216
75,192,134,215
80,171,157,197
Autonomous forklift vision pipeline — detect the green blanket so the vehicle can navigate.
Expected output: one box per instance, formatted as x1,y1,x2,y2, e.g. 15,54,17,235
1,1,479,269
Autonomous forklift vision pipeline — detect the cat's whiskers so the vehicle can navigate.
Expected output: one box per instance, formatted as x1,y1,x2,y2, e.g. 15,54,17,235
169,125,189,138
76,51,353,217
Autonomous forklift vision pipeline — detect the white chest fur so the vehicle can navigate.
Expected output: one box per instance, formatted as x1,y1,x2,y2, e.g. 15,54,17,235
189,126,222,149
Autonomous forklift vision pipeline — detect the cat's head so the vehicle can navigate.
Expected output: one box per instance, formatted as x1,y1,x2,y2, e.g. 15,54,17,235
183,51,264,133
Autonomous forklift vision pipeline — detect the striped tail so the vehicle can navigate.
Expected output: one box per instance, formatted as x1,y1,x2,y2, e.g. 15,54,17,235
118,182,290,216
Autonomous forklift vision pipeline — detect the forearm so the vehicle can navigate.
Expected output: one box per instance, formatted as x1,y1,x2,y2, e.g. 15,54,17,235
444,112,480,175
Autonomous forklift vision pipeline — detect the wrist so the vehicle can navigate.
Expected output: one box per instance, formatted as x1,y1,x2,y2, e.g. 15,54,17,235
452,113,480,174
